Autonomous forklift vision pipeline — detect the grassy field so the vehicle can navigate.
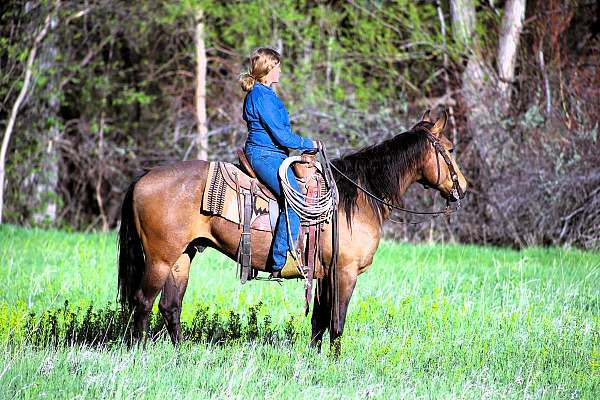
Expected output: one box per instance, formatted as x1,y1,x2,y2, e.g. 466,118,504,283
0,224,598,399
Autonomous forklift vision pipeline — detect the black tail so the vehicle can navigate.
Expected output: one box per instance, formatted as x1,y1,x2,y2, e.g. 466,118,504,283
118,171,149,313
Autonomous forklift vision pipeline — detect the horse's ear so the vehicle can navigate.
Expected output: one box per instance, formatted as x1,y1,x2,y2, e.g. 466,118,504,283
421,109,431,123
431,110,448,137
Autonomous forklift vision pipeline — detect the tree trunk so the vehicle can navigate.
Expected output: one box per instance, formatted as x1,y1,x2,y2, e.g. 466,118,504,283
450,0,476,47
496,0,526,106
450,0,490,143
195,8,208,161
437,1,458,147
451,0,498,177
32,13,60,225
0,6,55,224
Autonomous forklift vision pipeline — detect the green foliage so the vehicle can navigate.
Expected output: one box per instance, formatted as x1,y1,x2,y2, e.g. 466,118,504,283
5,300,291,348
112,87,155,107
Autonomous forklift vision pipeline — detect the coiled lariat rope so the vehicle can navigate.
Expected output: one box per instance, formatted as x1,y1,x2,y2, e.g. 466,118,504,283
278,156,335,224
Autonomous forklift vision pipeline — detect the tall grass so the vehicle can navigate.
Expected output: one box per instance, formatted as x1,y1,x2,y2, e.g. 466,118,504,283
0,224,598,399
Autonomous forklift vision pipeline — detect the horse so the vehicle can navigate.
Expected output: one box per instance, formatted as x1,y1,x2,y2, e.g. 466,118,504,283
117,110,468,353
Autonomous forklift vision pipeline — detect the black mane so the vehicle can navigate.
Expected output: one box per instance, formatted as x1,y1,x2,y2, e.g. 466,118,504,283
332,122,433,225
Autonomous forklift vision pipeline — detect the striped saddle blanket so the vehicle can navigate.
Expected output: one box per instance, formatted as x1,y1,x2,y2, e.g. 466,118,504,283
202,161,278,232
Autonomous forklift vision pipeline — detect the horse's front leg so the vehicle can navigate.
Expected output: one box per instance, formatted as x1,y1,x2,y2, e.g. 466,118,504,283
328,265,358,357
310,277,331,351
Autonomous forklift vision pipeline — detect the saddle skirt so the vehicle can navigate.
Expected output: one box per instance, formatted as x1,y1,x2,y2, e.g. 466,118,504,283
202,161,278,231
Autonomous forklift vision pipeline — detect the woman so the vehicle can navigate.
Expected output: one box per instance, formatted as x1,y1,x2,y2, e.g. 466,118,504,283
240,47,319,275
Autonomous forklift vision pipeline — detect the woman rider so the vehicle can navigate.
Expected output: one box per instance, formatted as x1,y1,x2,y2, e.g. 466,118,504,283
239,47,320,276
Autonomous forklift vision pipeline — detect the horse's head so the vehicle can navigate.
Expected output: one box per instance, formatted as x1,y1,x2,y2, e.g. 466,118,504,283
414,110,468,202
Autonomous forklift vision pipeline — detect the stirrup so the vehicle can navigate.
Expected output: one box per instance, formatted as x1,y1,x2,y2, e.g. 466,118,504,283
270,253,307,279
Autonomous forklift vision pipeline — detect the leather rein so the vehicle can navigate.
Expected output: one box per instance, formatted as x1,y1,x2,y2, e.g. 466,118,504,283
326,127,463,222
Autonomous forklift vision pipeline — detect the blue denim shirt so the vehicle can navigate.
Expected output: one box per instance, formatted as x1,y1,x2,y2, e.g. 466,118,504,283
243,82,314,156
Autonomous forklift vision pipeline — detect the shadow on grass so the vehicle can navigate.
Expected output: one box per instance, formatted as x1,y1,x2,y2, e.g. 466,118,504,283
19,301,298,349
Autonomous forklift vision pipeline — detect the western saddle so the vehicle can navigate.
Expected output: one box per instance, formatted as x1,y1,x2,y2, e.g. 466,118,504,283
235,149,324,303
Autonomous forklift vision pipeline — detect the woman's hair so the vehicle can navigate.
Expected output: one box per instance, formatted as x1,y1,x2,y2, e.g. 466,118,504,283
239,47,281,92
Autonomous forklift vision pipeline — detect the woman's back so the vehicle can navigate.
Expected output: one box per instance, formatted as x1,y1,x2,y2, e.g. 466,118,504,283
243,82,312,155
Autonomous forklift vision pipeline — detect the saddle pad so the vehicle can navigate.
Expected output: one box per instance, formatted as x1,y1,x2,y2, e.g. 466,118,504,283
202,162,276,232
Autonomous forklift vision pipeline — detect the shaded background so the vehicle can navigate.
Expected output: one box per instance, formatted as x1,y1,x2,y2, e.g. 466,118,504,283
1,0,598,248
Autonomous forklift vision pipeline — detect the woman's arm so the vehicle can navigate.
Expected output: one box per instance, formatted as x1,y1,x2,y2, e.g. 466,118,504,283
256,93,315,151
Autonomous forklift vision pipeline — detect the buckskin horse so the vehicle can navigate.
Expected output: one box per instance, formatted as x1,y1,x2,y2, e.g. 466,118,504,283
118,110,467,353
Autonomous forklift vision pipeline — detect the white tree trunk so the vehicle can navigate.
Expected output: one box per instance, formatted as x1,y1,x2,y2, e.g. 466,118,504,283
497,0,526,103
32,13,60,225
195,8,208,161
450,0,496,166
450,0,476,47
437,1,458,148
0,8,55,224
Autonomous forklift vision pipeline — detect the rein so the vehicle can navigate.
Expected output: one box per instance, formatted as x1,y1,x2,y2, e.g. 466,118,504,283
318,146,341,333
327,127,463,222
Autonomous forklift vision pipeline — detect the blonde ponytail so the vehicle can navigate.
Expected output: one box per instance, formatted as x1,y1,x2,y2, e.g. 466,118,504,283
239,71,256,92
239,47,281,92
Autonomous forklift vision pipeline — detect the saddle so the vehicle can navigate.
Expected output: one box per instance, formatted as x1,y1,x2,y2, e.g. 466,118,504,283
201,149,325,289
203,158,278,232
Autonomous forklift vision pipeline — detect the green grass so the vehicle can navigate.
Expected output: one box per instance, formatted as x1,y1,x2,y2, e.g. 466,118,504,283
0,224,598,399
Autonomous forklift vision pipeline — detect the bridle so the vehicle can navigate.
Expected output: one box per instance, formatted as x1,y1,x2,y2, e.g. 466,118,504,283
422,128,464,204
326,127,464,222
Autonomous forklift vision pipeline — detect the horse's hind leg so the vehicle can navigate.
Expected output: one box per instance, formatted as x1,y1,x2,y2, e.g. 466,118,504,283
132,239,191,344
159,245,204,344
133,257,172,344
158,254,191,345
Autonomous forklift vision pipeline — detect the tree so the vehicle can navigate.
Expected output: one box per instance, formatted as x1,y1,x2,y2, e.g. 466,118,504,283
497,0,527,105
30,7,60,225
450,0,527,164
450,0,494,159
450,0,476,47
0,2,57,224
195,6,208,161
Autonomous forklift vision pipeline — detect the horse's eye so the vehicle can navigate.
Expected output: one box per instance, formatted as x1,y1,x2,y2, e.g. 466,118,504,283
448,148,454,154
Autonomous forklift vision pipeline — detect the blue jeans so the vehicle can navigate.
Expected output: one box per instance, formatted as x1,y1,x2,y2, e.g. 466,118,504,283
245,146,301,270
